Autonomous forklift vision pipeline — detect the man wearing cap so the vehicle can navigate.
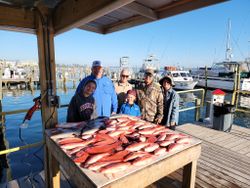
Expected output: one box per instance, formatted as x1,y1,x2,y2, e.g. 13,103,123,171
159,76,179,130
136,69,164,124
114,68,132,112
76,60,118,117
119,89,141,117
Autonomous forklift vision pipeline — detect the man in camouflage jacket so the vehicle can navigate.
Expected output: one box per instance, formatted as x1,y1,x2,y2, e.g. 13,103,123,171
136,69,164,124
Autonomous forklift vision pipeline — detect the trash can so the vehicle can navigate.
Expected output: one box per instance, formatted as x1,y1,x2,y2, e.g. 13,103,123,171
213,103,235,132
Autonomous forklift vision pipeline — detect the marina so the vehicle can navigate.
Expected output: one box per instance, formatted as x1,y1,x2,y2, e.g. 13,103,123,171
1,0,250,188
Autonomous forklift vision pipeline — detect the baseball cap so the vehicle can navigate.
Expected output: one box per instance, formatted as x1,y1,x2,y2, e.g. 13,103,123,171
144,69,154,76
127,89,137,97
92,60,102,67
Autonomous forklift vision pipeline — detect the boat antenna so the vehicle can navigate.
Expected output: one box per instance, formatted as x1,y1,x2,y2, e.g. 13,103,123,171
225,19,233,62
146,36,154,57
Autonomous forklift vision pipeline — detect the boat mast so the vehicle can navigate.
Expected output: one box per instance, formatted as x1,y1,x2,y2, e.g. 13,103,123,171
225,19,233,62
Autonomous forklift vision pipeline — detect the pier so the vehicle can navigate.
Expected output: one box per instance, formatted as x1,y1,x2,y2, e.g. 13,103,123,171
1,78,39,90
1,123,249,188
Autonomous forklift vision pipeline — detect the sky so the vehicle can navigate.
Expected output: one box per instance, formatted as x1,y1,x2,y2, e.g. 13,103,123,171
0,0,250,68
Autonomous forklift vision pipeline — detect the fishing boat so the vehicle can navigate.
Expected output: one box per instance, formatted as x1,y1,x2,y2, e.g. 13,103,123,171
136,54,160,79
161,67,198,90
191,19,250,91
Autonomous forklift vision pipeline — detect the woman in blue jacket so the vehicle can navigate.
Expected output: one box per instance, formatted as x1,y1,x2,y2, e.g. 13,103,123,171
76,60,118,117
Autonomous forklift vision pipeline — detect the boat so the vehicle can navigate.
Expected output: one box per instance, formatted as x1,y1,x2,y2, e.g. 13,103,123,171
191,19,250,91
192,61,250,91
161,67,198,90
136,54,160,79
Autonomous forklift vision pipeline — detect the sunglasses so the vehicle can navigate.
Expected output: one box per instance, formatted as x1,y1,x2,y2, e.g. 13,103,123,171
122,75,129,78
144,73,153,77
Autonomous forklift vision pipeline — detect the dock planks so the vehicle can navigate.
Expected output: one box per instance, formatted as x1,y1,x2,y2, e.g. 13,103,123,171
0,169,72,188
155,124,250,188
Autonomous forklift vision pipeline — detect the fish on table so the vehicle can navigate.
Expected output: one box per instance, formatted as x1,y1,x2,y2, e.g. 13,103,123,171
53,115,195,175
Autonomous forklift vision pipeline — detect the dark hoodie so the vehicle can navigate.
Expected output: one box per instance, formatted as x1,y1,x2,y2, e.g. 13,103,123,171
67,83,97,122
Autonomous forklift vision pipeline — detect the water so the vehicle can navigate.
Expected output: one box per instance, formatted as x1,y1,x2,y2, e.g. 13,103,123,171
0,86,249,183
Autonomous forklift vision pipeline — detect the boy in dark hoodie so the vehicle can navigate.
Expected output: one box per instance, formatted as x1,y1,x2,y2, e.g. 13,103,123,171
67,80,97,122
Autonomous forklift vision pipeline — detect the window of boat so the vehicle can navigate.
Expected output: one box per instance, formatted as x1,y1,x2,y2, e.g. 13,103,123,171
172,73,179,77
180,73,187,77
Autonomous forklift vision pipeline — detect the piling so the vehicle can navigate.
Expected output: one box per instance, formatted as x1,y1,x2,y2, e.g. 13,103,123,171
205,66,208,89
235,64,241,108
73,80,76,89
63,76,67,92
231,64,240,105
195,98,201,121
0,67,2,124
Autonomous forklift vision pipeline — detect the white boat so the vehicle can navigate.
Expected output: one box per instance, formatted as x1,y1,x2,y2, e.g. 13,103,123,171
161,69,198,90
136,54,160,80
192,19,250,91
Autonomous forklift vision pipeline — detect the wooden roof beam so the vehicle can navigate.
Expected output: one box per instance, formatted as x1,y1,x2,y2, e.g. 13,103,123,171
123,2,158,20
0,5,35,34
53,0,135,35
104,0,227,34
78,24,105,34
103,15,150,34
158,0,228,19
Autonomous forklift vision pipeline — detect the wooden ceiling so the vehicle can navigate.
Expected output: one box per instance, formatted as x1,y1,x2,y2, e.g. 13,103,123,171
0,0,228,35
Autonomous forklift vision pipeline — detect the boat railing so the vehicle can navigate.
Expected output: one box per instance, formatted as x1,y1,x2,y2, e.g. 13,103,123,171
0,89,206,156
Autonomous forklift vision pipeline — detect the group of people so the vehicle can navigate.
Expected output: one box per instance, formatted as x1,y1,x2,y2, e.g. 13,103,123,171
67,60,179,130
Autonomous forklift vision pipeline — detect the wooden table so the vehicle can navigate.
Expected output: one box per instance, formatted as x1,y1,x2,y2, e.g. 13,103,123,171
45,129,201,188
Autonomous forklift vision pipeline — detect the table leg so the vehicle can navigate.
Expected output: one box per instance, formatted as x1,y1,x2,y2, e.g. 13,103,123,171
50,152,60,188
45,145,60,188
182,160,197,188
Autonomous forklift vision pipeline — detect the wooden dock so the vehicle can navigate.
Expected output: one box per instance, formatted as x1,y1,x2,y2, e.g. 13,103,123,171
152,123,250,188
1,78,39,90
1,124,250,188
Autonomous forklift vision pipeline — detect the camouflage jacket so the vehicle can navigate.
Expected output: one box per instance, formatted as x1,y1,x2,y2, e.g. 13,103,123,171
136,82,164,123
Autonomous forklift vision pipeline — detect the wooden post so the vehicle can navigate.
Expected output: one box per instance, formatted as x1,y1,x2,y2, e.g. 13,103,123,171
36,7,59,188
0,67,2,124
73,80,76,89
235,64,241,109
232,65,240,105
29,68,35,90
63,75,67,90
205,101,211,118
205,66,208,89
195,98,201,121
